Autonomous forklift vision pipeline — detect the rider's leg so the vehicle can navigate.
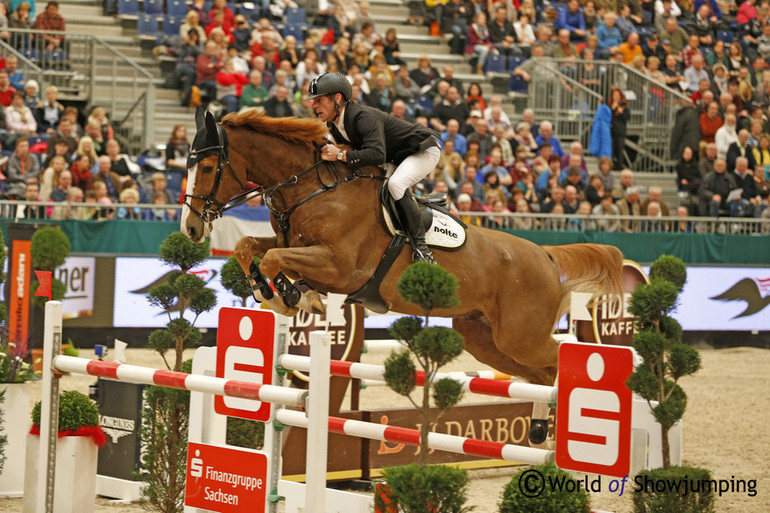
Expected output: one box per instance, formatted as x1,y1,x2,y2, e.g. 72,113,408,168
389,145,441,264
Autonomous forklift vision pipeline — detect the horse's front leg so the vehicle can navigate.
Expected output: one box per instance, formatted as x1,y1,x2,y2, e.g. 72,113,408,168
233,236,300,315
260,244,344,316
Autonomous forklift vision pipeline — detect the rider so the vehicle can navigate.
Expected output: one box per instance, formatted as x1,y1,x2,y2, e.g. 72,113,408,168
308,72,441,264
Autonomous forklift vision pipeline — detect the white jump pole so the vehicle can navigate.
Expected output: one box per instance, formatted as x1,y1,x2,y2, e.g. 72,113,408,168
52,355,308,407
38,301,62,513
278,354,558,403
305,331,331,513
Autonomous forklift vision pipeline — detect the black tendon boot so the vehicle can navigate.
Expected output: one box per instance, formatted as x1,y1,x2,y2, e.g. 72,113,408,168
394,190,436,264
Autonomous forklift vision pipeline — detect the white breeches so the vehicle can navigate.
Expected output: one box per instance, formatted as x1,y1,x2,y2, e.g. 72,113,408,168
387,145,441,200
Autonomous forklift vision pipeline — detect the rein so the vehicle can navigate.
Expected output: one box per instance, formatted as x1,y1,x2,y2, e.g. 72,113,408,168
264,144,384,246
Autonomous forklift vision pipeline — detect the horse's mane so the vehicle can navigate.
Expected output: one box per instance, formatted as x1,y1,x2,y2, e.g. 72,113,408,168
221,110,328,148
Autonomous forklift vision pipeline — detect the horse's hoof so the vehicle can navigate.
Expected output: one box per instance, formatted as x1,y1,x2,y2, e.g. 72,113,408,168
298,290,326,315
529,419,549,445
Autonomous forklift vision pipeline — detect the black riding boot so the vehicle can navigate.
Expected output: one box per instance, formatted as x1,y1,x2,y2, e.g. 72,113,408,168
395,190,436,264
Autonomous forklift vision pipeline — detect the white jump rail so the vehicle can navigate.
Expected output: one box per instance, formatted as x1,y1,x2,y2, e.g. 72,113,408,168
279,354,558,404
276,409,555,466
52,355,308,407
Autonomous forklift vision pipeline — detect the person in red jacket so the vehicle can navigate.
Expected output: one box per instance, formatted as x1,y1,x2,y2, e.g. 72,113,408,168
466,12,495,75
209,0,235,32
216,60,248,113
70,153,93,192
0,70,16,107
196,41,224,102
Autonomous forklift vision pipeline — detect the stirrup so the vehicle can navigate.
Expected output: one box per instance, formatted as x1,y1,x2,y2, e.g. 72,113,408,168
412,242,436,264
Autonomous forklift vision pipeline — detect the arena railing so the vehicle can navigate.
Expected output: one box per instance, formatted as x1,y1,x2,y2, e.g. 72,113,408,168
4,28,155,154
525,58,690,173
458,210,770,235
1,200,767,234
0,199,181,220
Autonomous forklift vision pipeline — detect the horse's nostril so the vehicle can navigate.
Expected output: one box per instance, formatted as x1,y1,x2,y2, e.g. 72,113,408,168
189,226,197,240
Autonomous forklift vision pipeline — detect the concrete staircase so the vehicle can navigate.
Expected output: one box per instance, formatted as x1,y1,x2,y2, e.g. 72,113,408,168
56,0,193,151
55,0,518,151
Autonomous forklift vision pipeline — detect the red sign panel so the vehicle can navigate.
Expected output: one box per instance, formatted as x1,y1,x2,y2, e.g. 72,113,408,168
8,239,32,352
215,308,276,421
185,442,268,513
556,342,634,477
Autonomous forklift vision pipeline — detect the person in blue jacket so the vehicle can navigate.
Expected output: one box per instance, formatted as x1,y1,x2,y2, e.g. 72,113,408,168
595,11,623,59
590,101,613,159
556,0,587,41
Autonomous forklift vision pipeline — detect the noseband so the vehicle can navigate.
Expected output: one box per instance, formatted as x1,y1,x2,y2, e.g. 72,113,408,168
183,124,245,223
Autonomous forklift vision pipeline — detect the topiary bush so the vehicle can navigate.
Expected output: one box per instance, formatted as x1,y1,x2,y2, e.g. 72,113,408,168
30,226,71,306
32,390,99,431
626,254,700,469
220,255,253,307
499,463,591,513
377,463,472,513
632,466,715,513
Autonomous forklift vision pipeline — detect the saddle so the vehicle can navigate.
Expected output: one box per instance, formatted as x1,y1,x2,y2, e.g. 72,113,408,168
379,180,467,250
345,181,467,313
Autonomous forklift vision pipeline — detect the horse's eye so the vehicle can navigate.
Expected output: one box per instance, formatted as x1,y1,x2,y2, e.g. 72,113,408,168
201,165,214,174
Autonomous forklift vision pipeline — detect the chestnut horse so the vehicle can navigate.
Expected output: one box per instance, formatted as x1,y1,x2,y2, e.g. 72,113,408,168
181,110,624,442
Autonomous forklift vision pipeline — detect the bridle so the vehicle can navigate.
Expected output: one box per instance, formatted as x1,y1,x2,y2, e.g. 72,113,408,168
183,123,246,223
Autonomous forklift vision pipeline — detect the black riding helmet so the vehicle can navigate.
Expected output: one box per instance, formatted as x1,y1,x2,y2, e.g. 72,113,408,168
308,72,352,121
307,72,352,101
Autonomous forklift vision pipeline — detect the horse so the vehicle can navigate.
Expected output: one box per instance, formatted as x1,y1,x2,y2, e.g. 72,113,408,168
181,108,625,443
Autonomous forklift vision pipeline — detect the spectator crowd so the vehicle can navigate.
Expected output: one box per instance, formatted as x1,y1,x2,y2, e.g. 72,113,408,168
1,0,769,230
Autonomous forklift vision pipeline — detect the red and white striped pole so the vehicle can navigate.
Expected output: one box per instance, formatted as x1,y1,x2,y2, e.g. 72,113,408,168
278,354,557,403
52,355,308,407
275,409,554,466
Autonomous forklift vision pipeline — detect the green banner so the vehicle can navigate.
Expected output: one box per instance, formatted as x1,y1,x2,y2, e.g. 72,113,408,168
503,229,770,265
1,220,178,255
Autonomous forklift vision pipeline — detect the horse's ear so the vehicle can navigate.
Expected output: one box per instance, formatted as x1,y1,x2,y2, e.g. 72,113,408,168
204,110,219,147
195,106,206,131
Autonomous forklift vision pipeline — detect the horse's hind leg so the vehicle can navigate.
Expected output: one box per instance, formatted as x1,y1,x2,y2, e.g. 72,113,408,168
453,317,557,446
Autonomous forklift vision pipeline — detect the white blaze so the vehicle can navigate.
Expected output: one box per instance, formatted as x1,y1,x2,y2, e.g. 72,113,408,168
180,163,197,237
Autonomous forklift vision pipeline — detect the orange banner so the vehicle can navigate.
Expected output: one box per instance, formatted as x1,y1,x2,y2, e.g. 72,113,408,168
8,239,32,353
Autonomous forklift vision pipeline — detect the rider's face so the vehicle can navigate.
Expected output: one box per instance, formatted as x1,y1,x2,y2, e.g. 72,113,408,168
312,95,338,123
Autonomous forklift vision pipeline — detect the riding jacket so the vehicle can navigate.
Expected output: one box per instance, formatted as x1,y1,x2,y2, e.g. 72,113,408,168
327,102,439,170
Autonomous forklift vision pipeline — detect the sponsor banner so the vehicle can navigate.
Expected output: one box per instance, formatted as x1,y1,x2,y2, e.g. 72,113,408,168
57,256,96,319
113,257,239,328
281,402,555,476
556,342,634,478
214,308,276,422
8,240,32,350
577,261,650,346
186,442,268,513
112,257,770,331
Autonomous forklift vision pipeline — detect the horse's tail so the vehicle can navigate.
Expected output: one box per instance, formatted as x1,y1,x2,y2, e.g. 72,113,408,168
543,243,625,324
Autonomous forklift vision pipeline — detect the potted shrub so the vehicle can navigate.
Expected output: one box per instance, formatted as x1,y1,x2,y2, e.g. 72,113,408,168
23,390,106,513
499,463,591,513
0,229,40,497
625,255,713,512
140,232,216,512
374,262,470,513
